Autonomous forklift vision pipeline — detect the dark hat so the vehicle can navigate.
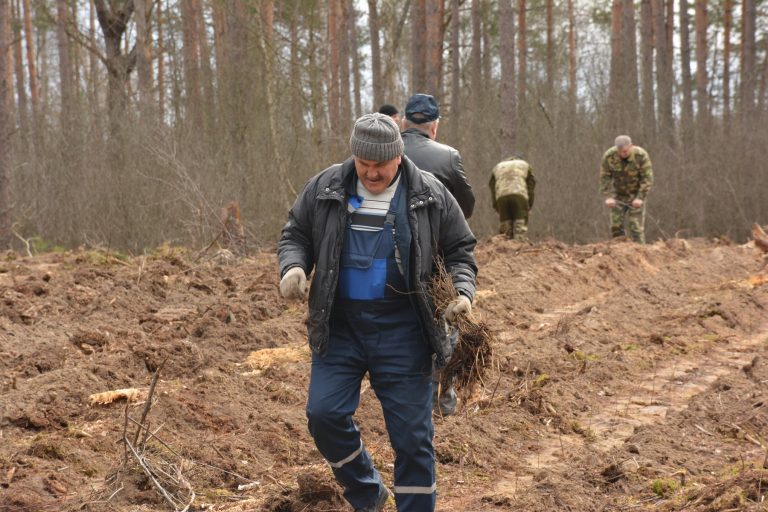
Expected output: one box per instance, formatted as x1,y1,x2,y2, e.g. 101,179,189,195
377,104,399,117
405,93,440,124
350,113,404,162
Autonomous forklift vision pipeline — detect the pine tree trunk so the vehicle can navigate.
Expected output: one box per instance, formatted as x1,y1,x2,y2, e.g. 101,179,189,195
157,0,165,122
12,0,28,142
740,0,756,119
134,0,153,119
70,0,81,102
621,0,639,122
327,0,340,134
567,0,576,106
694,0,708,122
88,0,98,117
482,6,492,86
758,39,768,113
499,0,516,157
679,0,694,138
608,0,622,127
0,0,12,246
339,0,351,135
181,0,202,127
545,0,553,87
350,9,362,119
652,0,673,139
449,0,460,140
198,0,216,132
57,0,74,126
425,0,444,96
308,8,324,144
640,0,655,136
471,0,482,112
518,0,526,113
721,0,731,122
94,0,136,142
411,0,426,92
22,0,37,121
368,0,382,109
289,3,302,128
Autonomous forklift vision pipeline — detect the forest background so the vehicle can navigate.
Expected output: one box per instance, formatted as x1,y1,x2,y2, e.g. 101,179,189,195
0,0,766,253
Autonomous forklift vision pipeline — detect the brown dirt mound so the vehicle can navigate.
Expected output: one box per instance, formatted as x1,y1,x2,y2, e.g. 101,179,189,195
0,237,766,511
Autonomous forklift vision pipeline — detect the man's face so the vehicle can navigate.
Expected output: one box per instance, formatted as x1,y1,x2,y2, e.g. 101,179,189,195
617,144,633,159
354,155,402,194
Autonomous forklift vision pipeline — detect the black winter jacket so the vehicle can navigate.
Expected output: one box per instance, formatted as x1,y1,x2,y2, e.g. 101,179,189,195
402,129,475,219
277,156,477,367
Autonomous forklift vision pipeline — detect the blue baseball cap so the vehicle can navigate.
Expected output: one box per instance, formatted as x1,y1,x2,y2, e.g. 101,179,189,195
405,93,440,124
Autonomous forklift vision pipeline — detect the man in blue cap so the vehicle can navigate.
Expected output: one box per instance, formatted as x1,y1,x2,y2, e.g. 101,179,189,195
278,113,477,511
401,93,475,416
401,93,475,220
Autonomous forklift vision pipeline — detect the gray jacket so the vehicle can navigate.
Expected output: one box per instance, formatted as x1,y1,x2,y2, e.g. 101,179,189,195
402,129,475,219
277,156,477,366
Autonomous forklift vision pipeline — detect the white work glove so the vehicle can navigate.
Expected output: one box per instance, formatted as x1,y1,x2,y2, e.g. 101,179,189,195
444,295,472,323
279,267,307,300
631,198,644,208
604,197,617,209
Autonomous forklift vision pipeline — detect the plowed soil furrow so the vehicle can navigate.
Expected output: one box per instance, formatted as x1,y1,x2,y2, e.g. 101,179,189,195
489,326,768,502
1,239,766,512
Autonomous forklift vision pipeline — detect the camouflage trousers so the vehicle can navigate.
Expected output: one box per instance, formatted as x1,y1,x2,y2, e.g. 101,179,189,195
497,194,529,241
609,201,646,243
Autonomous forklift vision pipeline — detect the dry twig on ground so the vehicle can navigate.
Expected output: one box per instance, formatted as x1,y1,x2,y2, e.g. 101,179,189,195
86,360,196,512
429,258,495,401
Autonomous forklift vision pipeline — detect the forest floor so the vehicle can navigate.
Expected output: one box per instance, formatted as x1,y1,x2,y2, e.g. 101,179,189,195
1,236,767,512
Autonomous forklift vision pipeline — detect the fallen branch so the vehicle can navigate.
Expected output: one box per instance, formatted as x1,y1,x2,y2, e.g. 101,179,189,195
133,359,167,448
125,438,180,510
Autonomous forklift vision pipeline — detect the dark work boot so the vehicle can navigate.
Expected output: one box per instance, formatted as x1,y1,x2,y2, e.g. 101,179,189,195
355,485,391,512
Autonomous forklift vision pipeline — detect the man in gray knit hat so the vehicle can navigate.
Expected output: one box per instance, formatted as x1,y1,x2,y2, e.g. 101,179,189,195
278,113,477,512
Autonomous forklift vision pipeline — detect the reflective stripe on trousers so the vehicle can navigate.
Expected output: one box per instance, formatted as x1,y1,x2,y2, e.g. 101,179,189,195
306,300,436,511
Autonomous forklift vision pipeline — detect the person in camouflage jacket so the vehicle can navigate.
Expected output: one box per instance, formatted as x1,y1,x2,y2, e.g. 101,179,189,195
600,135,653,243
489,156,536,241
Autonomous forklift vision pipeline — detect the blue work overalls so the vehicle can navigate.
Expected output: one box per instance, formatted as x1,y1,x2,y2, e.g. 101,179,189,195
306,181,436,511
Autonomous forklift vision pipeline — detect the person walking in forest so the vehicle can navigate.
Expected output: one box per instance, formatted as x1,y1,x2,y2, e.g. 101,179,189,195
489,155,536,241
401,93,475,219
600,135,654,243
378,103,402,126
401,92,475,416
278,113,477,512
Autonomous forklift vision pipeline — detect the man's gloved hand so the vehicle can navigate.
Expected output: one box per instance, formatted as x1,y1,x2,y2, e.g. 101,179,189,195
279,267,307,300
631,198,644,208
444,295,471,323
604,197,617,208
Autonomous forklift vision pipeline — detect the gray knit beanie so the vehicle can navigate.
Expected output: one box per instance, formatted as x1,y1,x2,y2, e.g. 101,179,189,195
350,113,404,162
